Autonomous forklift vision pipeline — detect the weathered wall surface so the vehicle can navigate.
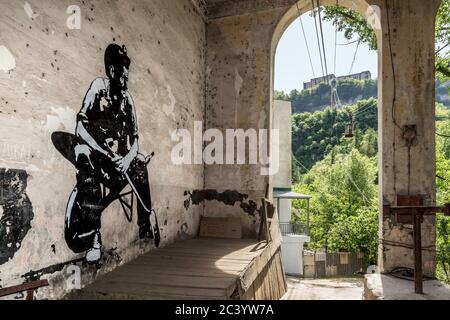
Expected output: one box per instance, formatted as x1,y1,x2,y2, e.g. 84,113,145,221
376,0,441,277
204,7,287,238
0,0,205,299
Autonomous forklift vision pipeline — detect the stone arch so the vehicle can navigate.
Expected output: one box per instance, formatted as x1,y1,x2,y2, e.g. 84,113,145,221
267,0,442,276
270,0,381,122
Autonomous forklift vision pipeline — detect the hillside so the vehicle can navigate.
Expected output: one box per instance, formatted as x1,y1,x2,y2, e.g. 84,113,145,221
276,79,378,113
292,98,378,176
276,78,450,114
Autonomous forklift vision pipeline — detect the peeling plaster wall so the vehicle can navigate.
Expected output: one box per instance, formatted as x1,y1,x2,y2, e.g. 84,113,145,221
205,8,287,238
0,0,205,299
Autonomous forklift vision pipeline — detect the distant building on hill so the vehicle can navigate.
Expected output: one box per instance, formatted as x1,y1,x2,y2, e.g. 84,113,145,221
303,71,372,90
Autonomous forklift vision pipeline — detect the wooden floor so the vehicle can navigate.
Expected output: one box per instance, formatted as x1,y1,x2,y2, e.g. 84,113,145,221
73,238,269,300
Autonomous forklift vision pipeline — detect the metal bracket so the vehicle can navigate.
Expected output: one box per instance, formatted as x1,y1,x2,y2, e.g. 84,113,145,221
383,200,450,294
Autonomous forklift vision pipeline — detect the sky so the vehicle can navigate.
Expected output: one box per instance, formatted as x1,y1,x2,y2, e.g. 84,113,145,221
274,11,378,94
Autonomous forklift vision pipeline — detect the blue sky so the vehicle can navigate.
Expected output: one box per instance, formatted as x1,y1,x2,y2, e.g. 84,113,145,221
274,12,378,93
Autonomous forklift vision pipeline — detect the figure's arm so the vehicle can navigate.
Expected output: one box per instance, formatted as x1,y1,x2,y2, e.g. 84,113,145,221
76,79,112,158
76,121,111,157
118,94,139,173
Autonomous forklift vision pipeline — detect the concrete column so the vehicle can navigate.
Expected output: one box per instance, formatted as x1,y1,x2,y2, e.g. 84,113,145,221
378,0,442,276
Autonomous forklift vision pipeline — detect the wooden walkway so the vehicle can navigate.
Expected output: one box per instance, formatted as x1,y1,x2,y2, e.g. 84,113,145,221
72,238,270,300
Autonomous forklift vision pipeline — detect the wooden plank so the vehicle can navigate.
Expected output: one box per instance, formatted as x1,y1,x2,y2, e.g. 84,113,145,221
200,217,242,239
82,282,228,300
130,255,252,270
126,259,248,273
169,238,258,247
150,244,263,256
76,237,280,300
95,274,235,292
77,290,224,300
119,263,244,276
239,237,281,292
108,264,239,281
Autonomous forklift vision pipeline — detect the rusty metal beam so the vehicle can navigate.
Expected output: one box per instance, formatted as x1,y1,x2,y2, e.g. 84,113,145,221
412,209,423,294
383,202,450,294
0,279,49,299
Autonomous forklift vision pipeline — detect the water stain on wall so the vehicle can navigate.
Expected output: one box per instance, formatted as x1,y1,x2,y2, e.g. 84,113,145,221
0,168,34,265
184,189,259,216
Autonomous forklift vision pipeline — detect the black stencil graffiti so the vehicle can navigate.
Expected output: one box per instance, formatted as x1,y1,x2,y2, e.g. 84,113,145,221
0,169,34,265
52,44,160,263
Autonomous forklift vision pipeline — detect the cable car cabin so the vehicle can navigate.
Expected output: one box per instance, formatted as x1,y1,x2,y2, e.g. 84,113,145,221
345,123,354,138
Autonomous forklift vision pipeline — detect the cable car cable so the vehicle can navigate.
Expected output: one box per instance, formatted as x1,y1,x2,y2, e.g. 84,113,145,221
311,0,326,81
296,2,317,78
316,0,330,83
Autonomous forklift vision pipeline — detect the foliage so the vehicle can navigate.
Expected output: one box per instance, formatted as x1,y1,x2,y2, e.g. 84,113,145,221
292,149,379,264
322,2,450,83
292,98,377,171
436,215,450,283
322,6,377,50
290,101,450,279
435,103,450,282
276,79,377,114
436,80,450,106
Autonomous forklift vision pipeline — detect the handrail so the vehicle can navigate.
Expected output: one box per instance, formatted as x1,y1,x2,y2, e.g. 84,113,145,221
279,221,309,236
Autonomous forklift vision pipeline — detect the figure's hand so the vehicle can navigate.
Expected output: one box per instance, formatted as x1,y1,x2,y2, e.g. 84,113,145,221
112,153,133,174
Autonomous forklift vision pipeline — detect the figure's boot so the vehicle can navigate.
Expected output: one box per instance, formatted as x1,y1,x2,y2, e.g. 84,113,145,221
149,209,160,247
85,231,102,263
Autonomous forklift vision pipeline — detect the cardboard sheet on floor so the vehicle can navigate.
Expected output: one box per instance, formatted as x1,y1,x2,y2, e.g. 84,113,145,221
199,217,242,239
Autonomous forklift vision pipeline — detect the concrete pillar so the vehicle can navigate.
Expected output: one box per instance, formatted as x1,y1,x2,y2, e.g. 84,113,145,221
378,0,442,276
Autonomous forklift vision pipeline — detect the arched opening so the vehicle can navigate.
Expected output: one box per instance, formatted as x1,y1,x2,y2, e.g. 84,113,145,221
434,0,450,284
270,0,382,287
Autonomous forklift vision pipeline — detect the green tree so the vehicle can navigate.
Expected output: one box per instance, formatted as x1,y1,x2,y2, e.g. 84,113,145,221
293,149,379,264
435,103,450,282
290,79,377,113
274,90,289,101
292,98,377,171
323,2,450,82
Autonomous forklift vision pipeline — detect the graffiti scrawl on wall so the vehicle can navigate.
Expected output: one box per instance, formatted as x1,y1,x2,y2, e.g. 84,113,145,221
0,169,34,265
52,44,160,263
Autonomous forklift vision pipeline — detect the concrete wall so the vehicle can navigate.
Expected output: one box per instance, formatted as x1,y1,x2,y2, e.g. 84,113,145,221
0,0,205,299
204,6,288,238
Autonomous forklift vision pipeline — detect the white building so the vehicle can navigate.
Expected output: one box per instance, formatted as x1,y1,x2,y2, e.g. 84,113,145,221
273,100,311,276
303,70,372,90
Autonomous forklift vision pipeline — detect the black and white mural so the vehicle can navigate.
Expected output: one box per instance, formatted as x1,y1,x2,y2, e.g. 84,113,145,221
52,44,160,263
0,169,34,265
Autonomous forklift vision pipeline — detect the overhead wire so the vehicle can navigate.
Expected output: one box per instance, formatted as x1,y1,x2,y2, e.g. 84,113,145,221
296,2,317,78
316,0,330,83
336,39,361,46
349,39,361,75
385,0,402,130
311,0,326,81
331,1,338,108
295,150,373,205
